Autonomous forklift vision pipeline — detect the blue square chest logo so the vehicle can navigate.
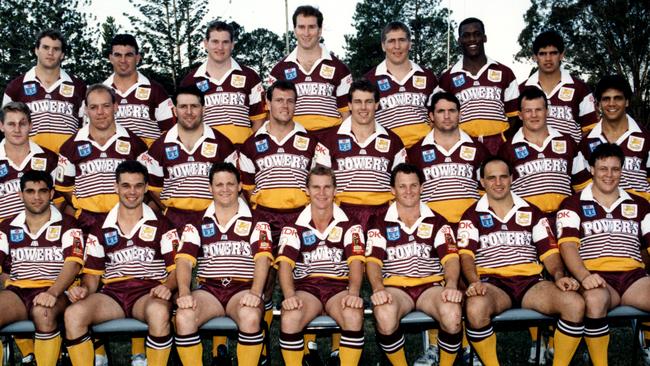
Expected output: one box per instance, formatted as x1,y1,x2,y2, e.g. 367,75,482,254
582,204,596,218
452,74,466,87
255,139,269,153
196,80,210,92
165,145,179,160
23,83,37,96
588,140,602,152
0,164,8,178
10,228,24,243
338,138,352,152
422,149,436,163
386,226,401,241
202,223,215,237
77,143,92,158
377,78,391,92
104,230,119,246
480,214,494,228
514,145,529,159
284,68,298,80
302,231,317,246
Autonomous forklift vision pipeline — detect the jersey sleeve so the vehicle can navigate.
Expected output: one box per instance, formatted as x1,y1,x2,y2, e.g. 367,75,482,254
556,198,582,246
365,226,386,267
575,78,598,130
138,142,165,191
457,210,480,258
250,220,274,262
55,142,77,192
532,213,559,261
61,218,84,266
314,141,333,168
159,220,179,272
0,230,8,273
82,233,105,276
640,202,650,253
177,223,201,267
334,60,353,112
433,220,460,265
247,70,266,121
503,67,520,118
238,141,257,191
275,226,300,268
214,130,237,164
343,223,366,264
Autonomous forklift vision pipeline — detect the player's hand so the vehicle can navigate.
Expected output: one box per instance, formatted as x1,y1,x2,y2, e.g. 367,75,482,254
33,291,58,308
341,293,363,309
555,276,580,291
370,289,392,306
282,295,303,311
66,286,88,303
441,287,463,303
581,273,606,290
176,294,196,310
150,285,172,300
465,281,487,297
240,291,262,308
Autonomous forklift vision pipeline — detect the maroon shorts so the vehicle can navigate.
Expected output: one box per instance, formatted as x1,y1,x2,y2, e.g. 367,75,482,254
254,205,302,246
165,207,205,234
478,133,506,156
389,282,441,304
100,279,161,317
5,286,49,314
593,268,648,297
339,203,388,232
198,279,252,307
295,277,347,305
483,275,543,306
77,211,108,234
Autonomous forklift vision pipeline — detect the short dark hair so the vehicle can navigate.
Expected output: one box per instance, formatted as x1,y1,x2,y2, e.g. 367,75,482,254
86,83,116,104
348,79,380,103
390,163,424,187
428,92,461,113
292,5,323,28
518,86,548,110
533,30,565,54
1,102,32,124
209,162,241,184
306,166,336,187
381,21,411,43
20,170,53,191
479,156,512,179
175,85,205,106
110,34,139,54
115,160,149,183
458,17,484,36
594,75,632,101
266,80,297,101
589,143,625,168
205,20,235,42
35,29,67,54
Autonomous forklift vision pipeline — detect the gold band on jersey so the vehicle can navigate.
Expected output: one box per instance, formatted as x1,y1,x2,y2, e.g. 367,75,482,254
427,199,477,224
477,262,543,277
390,122,432,149
459,119,509,137
584,257,644,272
32,133,72,154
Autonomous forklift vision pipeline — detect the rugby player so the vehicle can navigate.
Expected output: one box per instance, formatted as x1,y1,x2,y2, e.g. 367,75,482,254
364,21,437,148
277,166,365,366
436,18,519,155
64,160,178,366
174,162,273,366
366,163,463,366
0,170,84,366
557,143,650,366
181,21,265,146
458,156,585,366
2,29,86,153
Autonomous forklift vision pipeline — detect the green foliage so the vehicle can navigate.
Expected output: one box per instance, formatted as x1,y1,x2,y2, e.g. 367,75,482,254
233,28,285,82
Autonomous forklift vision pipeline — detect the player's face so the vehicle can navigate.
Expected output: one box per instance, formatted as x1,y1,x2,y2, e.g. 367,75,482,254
459,22,486,58
307,174,335,210
590,157,622,195
519,97,548,134
430,99,460,133
175,94,204,131
204,30,233,64
599,88,628,122
0,111,31,147
34,37,64,70
481,161,512,201
294,15,322,51
209,171,241,208
349,90,377,127
268,88,296,125
391,172,421,209
534,45,563,74
20,181,53,215
109,45,140,77
86,89,117,131
382,29,411,65
115,172,147,210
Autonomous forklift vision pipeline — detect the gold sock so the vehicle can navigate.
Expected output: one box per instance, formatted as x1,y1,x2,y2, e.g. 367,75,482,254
211,336,228,357
339,330,363,365
331,332,341,351
145,335,172,366
385,349,408,366
467,325,499,366
552,320,583,366
67,336,94,366
15,336,34,357
437,329,461,366
529,327,539,341
303,333,316,354
131,337,145,355
428,328,439,346
281,349,303,366
34,331,62,366
237,342,263,366
440,348,458,366
94,343,106,356
0,340,4,364
280,332,304,366
377,330,407,366
584,317,609,366
176,343,203,365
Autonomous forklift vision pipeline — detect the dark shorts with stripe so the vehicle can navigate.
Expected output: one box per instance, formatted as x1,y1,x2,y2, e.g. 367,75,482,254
254,205,302,247
593,268,648,297
339,203,389,232
101,279,161,317
5,286,49,314
389,281,442,304
164,206,204,235
295,277,347,305
198,279,252,307
483,274,543,307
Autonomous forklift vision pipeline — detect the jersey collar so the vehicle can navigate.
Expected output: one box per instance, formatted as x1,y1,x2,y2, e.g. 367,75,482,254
336,116,388,147
203,197,252,232
449,56,499,79
374,60,423,85
475,191,530,223
255,120,307,145
103,71,151,98
511,126,563,151
194,58,243,85
580,184,632,213
163,123,215,154
103,203,158,238
285,45,331,74
11,206,63,239
74,123,130,149
295,203,348,240
421,128,474,155
384,201,435,234
0,140,45,170
524,67,573,97
586,114,641,144
24,66,73,93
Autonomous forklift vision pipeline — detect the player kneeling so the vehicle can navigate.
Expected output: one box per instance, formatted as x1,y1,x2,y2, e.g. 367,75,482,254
174,162,273,365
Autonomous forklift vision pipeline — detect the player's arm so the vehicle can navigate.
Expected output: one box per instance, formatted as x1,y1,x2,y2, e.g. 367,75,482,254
541,252,579,291
240,221,273,308
278,260,301,310
365,228,391,306
67,272,100,303
35,260,82,307
558,240,604,289
175,257,194,308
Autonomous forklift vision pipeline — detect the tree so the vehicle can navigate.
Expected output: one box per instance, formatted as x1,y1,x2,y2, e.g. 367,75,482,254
98,16,121,78
234,28,285,82
516,0,650,124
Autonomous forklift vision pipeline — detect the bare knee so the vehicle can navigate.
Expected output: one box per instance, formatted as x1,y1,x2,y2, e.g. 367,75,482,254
174,308,198,335
64,303,91,337
465,297,492,329
583,289,609,318
281,310,304,333
339,308,363,331
145,301,171,335
31,306,59,332
559,293,585,322
437,303,462,334
237,306,262,333
373,304,399,335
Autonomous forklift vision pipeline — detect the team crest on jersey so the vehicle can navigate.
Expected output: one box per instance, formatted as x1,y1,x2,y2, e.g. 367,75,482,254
375,137,390,153
413,76,427,89
327,226,342,242
452,74,466,87
319,65,335,79
417,223,433,239
284,68,298,80
422,149,436,163
514,145,529,159
621,204,638,219
23,83,37,96
165,145,179,160
10,228,24,242
77,143,92,158
293,136,309,151
386,226,401,241
255,139,269,153
377,78,391,92
551,140,567,154
460,146,476,161
515,211,532,226
588,140,602,152
30,157,47,171
104,230,119,246
0,164,8,178
480,214,494,228
115,140,131,155
302,231,317,246
230,74,246,88
196,80,210,92
59,84,74,98
628,136,644,152
582,204,596,218
201,142,217,158
558,87,575,102
135,87,151,101
46,226,61,241
234,220,251,236
201,223,216,237
338,138,352,152
487,69,502,83
139,225,157,241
